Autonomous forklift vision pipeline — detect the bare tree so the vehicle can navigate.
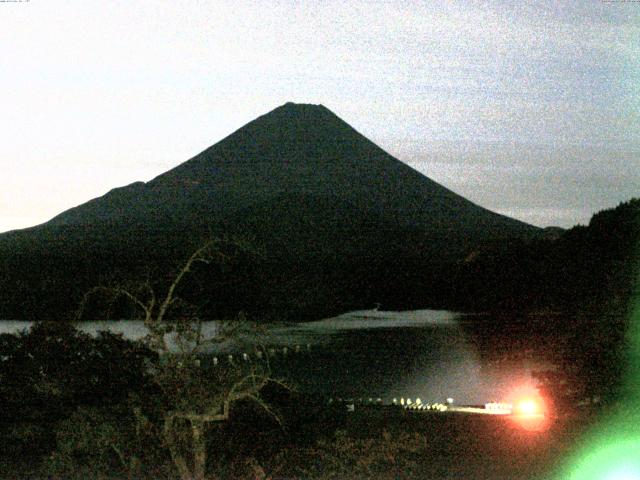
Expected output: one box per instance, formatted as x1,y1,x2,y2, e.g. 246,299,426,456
77,238,285,480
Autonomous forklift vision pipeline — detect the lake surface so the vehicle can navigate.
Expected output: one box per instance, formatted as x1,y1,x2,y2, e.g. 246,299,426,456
0,309,551,405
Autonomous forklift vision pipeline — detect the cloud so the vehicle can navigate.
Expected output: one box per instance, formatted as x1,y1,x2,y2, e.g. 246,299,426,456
399,142,639,227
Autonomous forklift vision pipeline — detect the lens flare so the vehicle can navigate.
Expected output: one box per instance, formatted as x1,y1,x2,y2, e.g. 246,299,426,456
515,397,539,416
509,393,550,432
604,464,640,480
565,438,640,480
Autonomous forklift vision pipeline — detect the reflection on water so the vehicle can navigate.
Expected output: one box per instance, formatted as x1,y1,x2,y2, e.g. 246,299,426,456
0,309,551,405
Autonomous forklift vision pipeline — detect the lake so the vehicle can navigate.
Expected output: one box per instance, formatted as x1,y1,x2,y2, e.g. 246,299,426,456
0,309,552,406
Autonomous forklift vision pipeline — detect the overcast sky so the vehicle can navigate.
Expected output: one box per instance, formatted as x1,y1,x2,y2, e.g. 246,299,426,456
1,0,638,233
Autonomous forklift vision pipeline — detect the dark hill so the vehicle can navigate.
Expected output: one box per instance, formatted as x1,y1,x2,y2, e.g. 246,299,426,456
0,103,539,321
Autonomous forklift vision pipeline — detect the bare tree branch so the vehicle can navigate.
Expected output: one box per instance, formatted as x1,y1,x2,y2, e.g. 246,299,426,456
78,238,281,480
155,240,218,326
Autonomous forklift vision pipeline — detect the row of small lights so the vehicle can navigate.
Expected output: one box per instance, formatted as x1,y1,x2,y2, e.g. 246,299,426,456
209,344,312,366
485,402,513,413
326,398,538,416
327,397,454,410
394,397,453,411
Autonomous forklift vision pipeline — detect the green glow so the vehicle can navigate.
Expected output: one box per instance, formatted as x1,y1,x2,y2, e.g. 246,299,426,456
604,466,640,480
566,438,640,480
558,232,640,479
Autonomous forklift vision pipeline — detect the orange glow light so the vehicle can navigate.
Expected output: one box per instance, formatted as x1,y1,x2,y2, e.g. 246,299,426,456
511,396,549,431
516,398,539,416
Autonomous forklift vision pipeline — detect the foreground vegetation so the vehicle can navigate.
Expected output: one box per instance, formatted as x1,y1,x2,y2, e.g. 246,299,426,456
0,322,600,480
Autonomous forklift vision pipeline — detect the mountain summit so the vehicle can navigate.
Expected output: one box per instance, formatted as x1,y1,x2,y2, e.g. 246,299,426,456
0,103,539,320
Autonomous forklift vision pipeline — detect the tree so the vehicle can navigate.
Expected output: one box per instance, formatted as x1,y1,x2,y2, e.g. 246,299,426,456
77,238,285,480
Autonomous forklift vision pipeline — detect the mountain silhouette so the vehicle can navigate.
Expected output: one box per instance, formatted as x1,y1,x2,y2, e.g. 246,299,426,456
49,102,533,236
0,103,539,321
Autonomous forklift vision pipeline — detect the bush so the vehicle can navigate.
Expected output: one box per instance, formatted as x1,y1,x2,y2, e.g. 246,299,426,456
0,322,156,459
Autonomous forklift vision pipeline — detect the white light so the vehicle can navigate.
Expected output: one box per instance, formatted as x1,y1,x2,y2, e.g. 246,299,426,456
516,398,539,416
604,464,640,480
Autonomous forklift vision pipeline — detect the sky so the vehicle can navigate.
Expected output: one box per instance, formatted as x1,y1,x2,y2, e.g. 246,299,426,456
1,0,638,233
